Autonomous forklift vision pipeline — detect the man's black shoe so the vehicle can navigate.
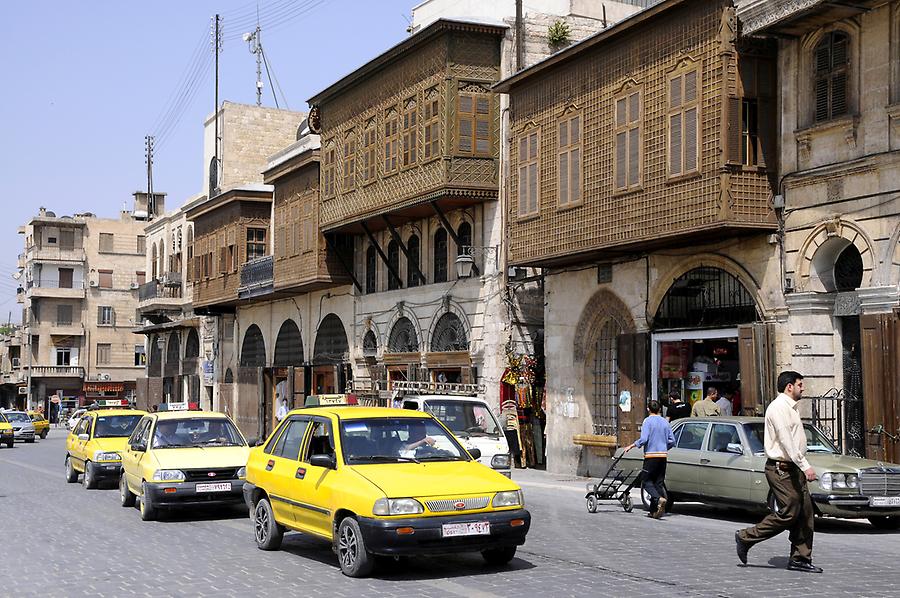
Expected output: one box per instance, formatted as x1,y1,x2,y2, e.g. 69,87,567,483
735,531,749,564
787,560,823,573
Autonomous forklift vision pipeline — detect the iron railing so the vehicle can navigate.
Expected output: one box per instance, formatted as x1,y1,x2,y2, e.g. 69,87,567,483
803,388,865,457
238,256,274,299
139,277,183,302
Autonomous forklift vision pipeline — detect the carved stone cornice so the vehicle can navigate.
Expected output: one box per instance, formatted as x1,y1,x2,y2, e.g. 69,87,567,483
738,0,824,36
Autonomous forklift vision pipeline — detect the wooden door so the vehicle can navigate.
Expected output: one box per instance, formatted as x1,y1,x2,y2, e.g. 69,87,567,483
616,332,647,446
738,323,775,416
861,313,900,462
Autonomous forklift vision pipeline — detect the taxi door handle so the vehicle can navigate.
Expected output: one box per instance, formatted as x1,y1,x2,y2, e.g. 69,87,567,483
700,458,710,464
265,459,275,471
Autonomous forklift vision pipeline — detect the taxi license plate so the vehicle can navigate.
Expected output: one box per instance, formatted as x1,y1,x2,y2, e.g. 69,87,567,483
441,522,490,537
196,482,231,493
870,496,900,507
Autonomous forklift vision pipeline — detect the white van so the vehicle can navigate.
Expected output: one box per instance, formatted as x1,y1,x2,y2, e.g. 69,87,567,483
393,382,512,478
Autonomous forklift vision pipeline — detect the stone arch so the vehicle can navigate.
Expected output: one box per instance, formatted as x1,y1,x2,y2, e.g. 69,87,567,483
184,328,200,359
388,316,420,353
240,324,266,367
273,319,304,366
795,218,875,292
648,253,768,323
573,289,636,363
879,219,900,286
313,314,349,364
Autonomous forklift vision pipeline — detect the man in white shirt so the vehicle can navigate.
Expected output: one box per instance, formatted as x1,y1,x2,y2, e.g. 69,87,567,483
275,398,289,422
716,389,733,417
735,371,821,573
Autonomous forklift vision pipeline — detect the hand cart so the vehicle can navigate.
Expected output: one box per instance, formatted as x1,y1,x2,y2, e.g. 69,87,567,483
584,452,641,513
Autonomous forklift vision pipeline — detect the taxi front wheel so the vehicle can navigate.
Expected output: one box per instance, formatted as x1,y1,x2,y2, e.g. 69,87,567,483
65,456,78,483
82,462,98,489
337,517,374,578
140,483,158,521
254,498,284,550
120,475,136,507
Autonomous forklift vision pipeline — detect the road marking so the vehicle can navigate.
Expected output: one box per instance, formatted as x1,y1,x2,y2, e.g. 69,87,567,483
421,579,499,598
0,456,59,478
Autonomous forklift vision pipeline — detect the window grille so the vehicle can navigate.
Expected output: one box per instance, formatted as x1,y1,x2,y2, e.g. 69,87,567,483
431,313,468,352
591,320,620,437
388,317,419,353
407,234,421,287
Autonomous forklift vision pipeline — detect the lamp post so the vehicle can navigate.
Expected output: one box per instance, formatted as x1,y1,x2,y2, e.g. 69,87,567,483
455,245,499,279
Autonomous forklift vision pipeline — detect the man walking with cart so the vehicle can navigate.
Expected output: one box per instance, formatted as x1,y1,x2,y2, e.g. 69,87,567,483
735,371,822,573
622,400,675,519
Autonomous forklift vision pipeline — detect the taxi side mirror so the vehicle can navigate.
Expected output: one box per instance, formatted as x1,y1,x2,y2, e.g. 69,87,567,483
246,436,260,447
467,448,482,460
131,442,147,453
309,454,336,469
78,433,89,441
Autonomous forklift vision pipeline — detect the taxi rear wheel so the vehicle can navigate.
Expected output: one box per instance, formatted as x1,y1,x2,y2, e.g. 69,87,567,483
82,462,98,489
120,475,136,507
140,483,157,521
482,546,517,566
253,498,283,550
65,456,78,483
337,517,374,578
40,429,48,439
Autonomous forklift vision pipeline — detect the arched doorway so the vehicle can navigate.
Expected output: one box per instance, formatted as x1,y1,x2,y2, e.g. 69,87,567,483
651,266,759,410
386,317,420,387
272,319,304,426
148,335,162,377
273,320,304,366
164,332,181,402
428,312,470,383
313,314,350,394
240,325,266,368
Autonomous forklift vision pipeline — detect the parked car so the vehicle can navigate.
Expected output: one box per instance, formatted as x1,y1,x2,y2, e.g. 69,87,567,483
4,411,36,443
119,411,250,521
243,406,530,577
28,412,49,439
65,408,146,488
618,416,900,529
398,385,512,477
0,412,14,448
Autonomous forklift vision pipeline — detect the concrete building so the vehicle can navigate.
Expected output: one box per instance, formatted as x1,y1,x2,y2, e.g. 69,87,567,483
16,204,149,415
739,0,900,463
0,327,26,409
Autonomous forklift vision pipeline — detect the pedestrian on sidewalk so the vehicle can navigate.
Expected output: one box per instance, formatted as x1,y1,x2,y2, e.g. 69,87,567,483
735,370,822,573
622,400,675,519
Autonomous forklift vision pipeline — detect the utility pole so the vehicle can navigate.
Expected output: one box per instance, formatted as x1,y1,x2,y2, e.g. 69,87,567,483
145,135,155,218
212,14,222,179
515,0,524,72
244,25,263,106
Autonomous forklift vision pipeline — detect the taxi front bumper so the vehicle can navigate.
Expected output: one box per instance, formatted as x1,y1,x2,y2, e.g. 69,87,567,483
357,509,531,556
145,479,246,509
90,461,124,480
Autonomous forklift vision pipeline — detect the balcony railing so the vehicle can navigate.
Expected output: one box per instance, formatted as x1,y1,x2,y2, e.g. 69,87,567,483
28,246,86,263
27,365,85,378
238,256,274,300
139,276,183,302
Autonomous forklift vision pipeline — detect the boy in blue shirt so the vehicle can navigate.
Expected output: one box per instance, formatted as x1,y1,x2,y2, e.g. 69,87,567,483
623,400,676,519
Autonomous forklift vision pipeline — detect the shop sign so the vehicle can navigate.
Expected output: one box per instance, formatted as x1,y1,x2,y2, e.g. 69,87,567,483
83,382,124,393
167,401,188,411
202,360,214,386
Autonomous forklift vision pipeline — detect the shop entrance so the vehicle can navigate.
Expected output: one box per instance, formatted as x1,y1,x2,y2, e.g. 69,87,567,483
652,267,760,412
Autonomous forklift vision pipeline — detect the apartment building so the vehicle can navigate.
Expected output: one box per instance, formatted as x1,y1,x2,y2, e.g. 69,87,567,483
17,204,149,414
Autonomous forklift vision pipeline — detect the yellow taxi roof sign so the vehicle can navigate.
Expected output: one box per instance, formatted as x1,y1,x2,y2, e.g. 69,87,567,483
304,394,359,407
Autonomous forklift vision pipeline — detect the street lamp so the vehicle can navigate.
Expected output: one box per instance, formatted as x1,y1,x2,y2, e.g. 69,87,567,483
455,245,499,278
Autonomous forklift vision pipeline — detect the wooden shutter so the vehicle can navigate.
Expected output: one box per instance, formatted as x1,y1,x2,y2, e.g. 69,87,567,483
814,78,829,122
615,132,627,189
669,113,682,175
861,313,900,462
627,127,639,186
616,332,647,447
831,72,848,117
684,107,698,172
726,96,742,165
738,323,776,416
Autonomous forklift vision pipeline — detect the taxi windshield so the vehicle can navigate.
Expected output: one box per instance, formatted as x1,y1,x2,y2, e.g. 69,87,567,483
152,418,245,448
340,418,468,464
743,422,838,455
423,400,501,438
94,414,143,438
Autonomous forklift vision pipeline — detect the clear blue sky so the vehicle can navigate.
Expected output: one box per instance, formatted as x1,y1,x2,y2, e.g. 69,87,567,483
0,0,417,321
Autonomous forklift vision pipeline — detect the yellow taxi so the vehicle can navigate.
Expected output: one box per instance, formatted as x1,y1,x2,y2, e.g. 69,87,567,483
65,407,146,488
0,412,14,448
243,406,531,577
119,410,250,521
28,412,50,439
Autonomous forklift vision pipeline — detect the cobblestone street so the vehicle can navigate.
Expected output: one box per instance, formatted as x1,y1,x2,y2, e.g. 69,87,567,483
1,431,896,597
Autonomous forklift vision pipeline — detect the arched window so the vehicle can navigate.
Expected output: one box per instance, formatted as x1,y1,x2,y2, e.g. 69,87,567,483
655,267,757,329
388,317,419,353
834,244,863,292
431,312,468,352
186,226,194,282
224,368,234,383
240,325,266,367
273,319,304,366
362,330,378,357
185,328,200,358
165,332,181,377
456,221,472,256
151,243,158,280
148,335,162,377
313,314,349,364
407,234,421,287
387,240,401,290
209,156,219,197
814,31,849,122
366,246,377,294
434,228,448,283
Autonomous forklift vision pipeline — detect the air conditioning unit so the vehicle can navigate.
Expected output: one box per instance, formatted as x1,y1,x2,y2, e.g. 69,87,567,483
98,373,111,381
129,282,140,290
89,280,98,287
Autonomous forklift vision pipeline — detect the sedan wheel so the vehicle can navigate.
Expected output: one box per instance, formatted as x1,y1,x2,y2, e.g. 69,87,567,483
337,517,374,578
253,498,284,550
65,456,78,483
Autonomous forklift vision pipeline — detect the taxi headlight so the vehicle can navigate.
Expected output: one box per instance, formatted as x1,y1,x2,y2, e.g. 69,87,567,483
152,469,186,482
492,490,523,508
373,498,424,516
93,451,121,462
491,453,511,469
236,466,246,479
